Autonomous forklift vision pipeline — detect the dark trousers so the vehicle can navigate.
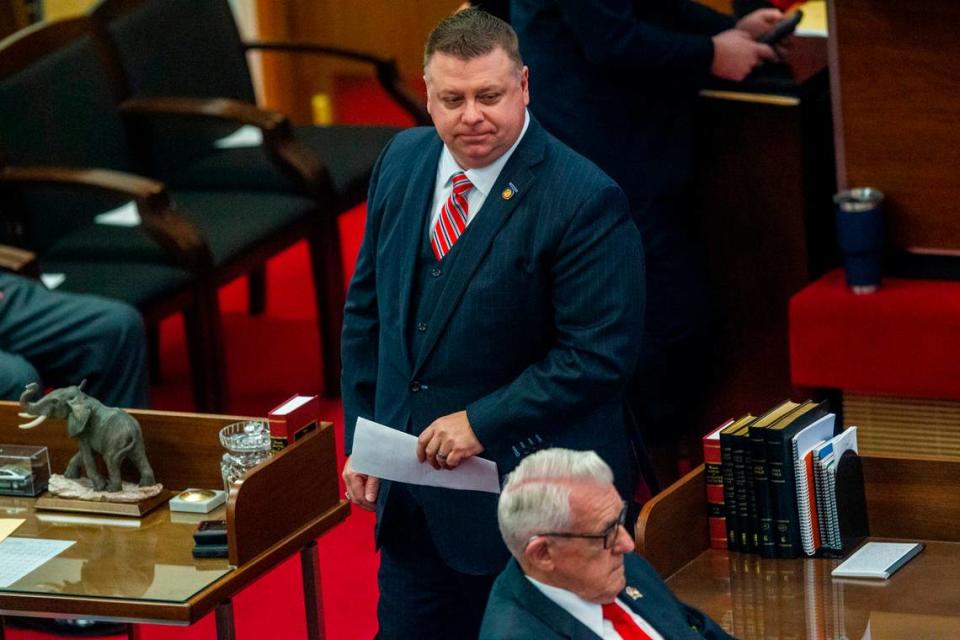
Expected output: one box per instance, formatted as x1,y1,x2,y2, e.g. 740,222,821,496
0,274,149,408
628,195,714,482
376,484,499,640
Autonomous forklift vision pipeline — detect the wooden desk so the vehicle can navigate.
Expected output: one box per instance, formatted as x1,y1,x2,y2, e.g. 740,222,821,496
0,402,349,640
667,541,960,639
637,457,960,639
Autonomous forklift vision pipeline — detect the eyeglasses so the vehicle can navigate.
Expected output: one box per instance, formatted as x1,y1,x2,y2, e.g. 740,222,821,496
531,501,629,550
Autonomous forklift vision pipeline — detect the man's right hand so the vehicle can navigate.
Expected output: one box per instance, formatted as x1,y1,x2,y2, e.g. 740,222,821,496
342,456,380,512
711,29,776,82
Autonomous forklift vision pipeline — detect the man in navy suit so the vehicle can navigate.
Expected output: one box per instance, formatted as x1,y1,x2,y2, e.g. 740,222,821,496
480,448,732,639
512,0,780,480
340,9,644,638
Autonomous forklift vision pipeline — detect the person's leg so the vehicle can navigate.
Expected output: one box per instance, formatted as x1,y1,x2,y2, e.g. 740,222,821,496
0,275,149,408
0,350,40,400
377,484,497,640
628,196,714,485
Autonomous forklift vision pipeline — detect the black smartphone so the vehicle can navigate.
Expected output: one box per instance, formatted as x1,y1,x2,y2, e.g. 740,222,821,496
757,11,803,45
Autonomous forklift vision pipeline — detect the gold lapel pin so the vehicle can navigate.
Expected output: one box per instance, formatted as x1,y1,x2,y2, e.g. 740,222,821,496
625,586,643,600
501,187,514,200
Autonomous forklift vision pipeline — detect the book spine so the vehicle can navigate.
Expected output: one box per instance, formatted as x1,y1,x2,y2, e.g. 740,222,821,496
768,430,802,558
731,432,754,552
750,424,777,558
703,435,727,550
719,431,740,551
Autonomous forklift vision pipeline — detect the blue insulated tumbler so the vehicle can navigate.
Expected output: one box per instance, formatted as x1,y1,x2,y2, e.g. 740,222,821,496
834,188,885,294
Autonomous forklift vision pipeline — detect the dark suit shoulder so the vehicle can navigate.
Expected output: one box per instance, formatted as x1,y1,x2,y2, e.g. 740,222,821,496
379,126,438,163
623,553,676,599
480,569,564,640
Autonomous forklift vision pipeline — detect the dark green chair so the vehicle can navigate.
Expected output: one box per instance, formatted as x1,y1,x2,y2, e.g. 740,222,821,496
0,17,333,407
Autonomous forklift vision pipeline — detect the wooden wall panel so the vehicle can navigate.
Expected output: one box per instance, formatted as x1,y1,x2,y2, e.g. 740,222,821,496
831,0,960,253
255,1,452,124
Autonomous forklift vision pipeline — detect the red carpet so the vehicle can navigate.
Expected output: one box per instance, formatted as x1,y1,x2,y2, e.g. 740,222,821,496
9,206,377,640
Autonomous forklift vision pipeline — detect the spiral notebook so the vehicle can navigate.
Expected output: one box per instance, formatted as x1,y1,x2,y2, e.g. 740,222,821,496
791,413,835,555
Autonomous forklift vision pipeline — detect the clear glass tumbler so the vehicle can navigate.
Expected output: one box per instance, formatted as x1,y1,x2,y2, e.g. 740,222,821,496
219,420,272,493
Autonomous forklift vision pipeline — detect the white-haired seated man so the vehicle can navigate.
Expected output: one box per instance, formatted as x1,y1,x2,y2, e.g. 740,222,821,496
480,448,732,639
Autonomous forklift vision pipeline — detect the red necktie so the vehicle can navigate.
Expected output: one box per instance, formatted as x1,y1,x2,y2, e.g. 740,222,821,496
602,602,654,640
431,171,474,261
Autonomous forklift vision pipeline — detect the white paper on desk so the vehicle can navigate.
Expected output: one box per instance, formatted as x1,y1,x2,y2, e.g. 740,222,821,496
350,417,500,494
0,537,75,587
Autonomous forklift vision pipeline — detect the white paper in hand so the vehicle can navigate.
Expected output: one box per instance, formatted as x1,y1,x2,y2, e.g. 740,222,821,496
350,417,500,494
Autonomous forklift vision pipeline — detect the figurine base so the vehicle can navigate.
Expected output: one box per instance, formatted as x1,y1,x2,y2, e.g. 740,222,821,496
36,491,172,518
36,475,171,517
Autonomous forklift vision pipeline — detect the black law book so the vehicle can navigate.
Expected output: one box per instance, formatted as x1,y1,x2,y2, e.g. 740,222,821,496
749,400,803,558
766,400,831,558
730,424,755,552
720,415,754,552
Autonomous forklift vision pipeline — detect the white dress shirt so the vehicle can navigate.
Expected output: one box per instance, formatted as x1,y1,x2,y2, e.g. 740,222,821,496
526,575,665,640
428,109,531,231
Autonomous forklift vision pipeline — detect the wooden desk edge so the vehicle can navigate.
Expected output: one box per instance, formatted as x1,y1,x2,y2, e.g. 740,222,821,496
635,456,960,579
635,464,709,578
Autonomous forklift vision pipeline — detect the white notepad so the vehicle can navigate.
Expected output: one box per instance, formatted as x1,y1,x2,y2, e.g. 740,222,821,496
831,542,923,580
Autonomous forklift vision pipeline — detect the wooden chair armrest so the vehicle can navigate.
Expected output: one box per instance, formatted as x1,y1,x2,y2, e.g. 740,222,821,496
0,166,212,270
243,40,431,126
0,244,39,278
120,96,287,132
120,97,333,199
634,464,710,578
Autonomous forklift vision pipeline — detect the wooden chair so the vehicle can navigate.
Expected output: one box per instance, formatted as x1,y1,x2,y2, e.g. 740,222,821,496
0,17,335,407
90,0,432,394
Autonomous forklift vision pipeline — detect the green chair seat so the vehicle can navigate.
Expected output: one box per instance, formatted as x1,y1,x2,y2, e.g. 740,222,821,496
39,259,194,309
45,190,316,267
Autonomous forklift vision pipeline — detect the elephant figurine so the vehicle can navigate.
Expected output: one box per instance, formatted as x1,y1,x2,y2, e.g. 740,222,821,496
18,381,156,493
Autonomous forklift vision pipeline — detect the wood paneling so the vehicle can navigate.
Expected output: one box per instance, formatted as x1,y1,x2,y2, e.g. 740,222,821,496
255,0,451,123
844,393,960,461
831,0,960,252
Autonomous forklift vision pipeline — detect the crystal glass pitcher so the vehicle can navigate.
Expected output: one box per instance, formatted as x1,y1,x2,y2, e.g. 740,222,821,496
219,420,272,493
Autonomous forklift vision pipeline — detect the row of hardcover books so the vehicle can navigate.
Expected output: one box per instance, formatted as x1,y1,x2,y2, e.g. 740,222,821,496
703,399,859,558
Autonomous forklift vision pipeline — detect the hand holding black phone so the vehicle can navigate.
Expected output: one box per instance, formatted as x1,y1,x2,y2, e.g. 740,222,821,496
757,11,803,46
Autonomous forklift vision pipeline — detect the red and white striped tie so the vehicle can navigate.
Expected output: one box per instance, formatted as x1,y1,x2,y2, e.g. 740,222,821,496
431,171,474,261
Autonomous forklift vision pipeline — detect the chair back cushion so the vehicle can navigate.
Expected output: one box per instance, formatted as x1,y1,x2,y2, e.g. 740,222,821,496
105,0,257,103
0,21,136,250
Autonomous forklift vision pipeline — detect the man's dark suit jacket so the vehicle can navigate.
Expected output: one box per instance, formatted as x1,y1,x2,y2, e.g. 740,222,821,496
512,0,735,201
479,555,734,639
341,118,645,575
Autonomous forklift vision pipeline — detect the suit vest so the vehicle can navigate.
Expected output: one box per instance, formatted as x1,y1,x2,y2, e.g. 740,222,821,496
407,207,468,360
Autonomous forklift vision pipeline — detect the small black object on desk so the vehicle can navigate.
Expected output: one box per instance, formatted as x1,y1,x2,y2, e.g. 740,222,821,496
192,519,228,558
